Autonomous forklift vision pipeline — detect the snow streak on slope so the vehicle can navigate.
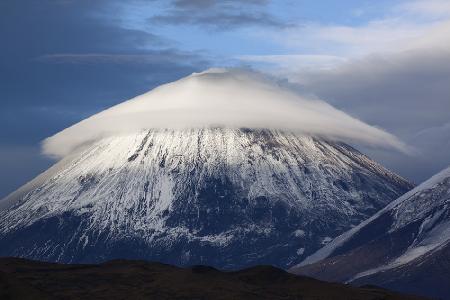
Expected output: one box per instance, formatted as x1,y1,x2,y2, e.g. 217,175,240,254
0,129,412,269
295,166,450,270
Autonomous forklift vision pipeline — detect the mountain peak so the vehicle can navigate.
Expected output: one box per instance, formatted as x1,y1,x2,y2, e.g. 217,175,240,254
0,128,412,269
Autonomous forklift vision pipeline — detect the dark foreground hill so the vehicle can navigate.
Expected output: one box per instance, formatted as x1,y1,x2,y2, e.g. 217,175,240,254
0,257,427,300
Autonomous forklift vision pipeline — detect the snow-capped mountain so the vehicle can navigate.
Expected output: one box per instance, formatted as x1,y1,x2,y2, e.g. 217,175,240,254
0,128,412,269
0,69,413,269
291,166,450,298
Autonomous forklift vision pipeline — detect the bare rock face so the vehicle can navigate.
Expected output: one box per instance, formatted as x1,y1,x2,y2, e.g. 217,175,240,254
0,128,412,269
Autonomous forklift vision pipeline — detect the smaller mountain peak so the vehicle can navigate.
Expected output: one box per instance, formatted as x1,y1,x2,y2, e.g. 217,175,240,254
292,164,450,299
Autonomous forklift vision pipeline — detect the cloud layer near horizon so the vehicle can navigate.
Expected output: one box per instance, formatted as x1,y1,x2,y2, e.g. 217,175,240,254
42,69,409,158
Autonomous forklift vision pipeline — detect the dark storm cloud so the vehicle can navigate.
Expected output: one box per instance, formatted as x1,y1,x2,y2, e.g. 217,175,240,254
150,0,285,29
0,0,209,138
0,145,53,200
301,50,450,134
0,0,209,197
0,1,165,58
297,49,450,182
173,0,268,9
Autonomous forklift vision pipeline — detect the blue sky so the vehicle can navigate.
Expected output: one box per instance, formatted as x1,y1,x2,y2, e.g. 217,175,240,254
1,0,450,198
117,1,401,57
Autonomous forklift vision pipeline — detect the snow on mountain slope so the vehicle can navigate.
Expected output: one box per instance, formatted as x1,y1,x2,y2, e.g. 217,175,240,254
0,128,412,269
291,166,450,297
351,240,450,299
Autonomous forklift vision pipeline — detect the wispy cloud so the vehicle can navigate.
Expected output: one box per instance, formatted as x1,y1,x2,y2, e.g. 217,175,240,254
149,0,286,30
269,19,449,59
398,0,450,18
240,0,450,68
237,54,348,77
36,50,209,67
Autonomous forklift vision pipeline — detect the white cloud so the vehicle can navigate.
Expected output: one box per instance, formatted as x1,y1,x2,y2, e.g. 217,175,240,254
268,18,450,62
398,0,450,18
269,48,450,182
247,0,450,71
237,54,347,75
236,1,450,182
42,68,410,158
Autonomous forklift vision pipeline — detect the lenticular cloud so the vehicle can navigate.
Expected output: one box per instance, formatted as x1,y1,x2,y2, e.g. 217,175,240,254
42,68,410,158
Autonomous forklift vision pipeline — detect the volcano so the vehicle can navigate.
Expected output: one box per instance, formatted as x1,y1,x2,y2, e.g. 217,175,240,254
0,69,413,269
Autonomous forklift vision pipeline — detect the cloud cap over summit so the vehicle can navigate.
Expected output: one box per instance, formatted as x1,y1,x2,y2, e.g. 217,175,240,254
42,69,410,158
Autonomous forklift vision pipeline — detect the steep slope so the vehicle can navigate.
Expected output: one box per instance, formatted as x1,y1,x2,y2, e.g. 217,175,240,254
0,128,412,269
351,242,450,299
291,166,450,298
